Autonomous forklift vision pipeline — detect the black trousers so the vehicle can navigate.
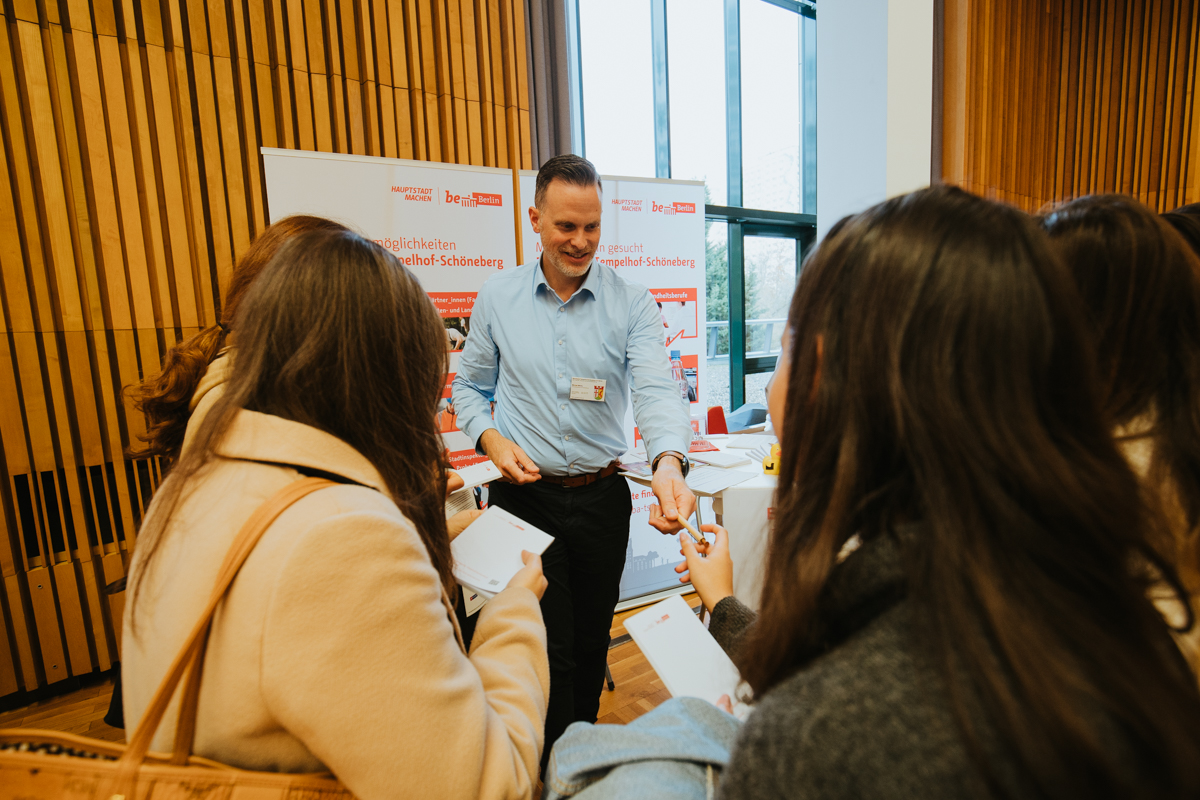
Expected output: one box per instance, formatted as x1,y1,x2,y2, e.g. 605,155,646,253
487,473,632,768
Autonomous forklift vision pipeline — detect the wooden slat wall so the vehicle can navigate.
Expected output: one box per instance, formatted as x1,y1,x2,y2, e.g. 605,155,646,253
0,0,532,699
941,0,1200,213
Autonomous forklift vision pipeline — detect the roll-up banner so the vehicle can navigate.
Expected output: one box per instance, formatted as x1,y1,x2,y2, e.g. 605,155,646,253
262,149,705,602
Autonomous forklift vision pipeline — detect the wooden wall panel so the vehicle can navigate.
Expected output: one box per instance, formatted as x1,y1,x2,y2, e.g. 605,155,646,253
942,0,1200,213
0,0,532,700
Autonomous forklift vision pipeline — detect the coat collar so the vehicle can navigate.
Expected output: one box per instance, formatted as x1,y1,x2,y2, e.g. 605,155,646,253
189,349,233,413
213,408,389,495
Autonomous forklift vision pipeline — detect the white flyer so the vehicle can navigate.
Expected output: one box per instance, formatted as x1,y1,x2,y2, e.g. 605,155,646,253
625,594,750,719
451,506,554,594
454,459,503,489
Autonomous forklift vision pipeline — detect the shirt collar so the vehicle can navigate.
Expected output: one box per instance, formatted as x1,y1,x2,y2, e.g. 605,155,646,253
534,257,602,304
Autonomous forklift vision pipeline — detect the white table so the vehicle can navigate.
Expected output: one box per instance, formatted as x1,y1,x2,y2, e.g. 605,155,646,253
710,471,775,612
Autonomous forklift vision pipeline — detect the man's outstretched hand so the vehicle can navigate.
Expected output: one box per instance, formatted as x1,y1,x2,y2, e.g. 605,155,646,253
648,455,696,534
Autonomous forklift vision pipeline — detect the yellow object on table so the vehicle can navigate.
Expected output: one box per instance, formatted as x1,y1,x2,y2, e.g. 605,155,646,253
762,443,782,475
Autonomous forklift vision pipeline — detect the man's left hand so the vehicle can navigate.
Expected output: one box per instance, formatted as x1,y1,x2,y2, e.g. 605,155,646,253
648,456,696,534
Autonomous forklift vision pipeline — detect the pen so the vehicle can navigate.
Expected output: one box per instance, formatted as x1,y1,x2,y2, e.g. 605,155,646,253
678,516,707,546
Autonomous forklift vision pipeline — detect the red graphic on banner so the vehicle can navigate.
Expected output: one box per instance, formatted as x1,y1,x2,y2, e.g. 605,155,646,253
428,292,478,318
650,201,697,216
650,288,697,302
653,288,700,340
449,449,489,469
444,190,503,208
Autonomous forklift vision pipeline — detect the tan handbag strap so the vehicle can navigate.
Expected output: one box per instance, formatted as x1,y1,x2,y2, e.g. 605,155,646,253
110,477,335,796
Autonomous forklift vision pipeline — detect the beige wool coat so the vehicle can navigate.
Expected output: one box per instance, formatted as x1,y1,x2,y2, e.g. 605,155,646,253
122,404,550,800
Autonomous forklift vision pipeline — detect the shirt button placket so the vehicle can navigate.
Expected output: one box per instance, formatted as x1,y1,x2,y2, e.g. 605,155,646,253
556,305,570,471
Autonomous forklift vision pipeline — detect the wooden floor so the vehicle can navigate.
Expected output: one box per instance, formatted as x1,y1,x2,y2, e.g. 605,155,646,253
0,673,124,742
0,593,699,739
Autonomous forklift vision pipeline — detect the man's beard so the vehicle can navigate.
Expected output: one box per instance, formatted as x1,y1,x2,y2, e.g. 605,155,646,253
545,247,592,278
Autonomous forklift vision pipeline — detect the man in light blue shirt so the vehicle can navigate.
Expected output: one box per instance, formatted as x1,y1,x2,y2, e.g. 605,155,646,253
453,155,695,765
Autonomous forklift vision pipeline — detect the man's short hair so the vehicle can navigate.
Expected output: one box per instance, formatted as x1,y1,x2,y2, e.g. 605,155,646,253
534,154,602,208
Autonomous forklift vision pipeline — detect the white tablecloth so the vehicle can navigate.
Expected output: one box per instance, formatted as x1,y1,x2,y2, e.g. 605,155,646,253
691,439,775,612
710,471,775,612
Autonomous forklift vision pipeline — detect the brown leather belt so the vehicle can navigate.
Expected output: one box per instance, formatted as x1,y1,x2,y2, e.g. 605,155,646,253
535,462,620,488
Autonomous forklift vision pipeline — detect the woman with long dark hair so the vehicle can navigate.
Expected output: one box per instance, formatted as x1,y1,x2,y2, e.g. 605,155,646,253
677,186,1200,798
1043,195,1200,676
122,230,549,799
131,215,350,462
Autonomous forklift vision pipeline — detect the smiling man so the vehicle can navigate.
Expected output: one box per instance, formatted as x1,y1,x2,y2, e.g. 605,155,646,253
452,154,695,764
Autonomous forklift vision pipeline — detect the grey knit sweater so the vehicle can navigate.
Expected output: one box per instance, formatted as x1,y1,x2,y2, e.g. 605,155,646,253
706,529,1144,799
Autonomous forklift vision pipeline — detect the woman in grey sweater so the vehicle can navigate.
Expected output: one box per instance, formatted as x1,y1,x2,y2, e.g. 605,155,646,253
678,186,1200,800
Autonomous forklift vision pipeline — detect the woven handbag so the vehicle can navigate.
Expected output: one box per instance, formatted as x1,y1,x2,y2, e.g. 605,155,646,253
0,477,356,800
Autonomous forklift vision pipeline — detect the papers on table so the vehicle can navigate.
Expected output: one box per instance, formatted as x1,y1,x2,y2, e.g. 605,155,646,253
451,506,554,596
618,460,653,478
626,594,750,720
689,450,752,469
747,443,774,464
686,467,758,495
727,434,777,450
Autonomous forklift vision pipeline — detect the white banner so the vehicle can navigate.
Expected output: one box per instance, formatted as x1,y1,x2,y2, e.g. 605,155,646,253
520,172,707,602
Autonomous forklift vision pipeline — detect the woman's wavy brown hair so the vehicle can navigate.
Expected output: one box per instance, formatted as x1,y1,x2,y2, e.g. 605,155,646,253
130,215,349,462
130,229,455,623
745,185,1200,799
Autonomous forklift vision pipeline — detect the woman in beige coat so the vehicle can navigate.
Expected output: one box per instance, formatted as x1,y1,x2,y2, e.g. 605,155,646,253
122,230,550,799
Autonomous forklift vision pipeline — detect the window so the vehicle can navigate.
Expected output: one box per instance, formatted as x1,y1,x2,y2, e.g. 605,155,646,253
578,0,656,177
575,0,816,410
667,0,727,205
741,1,801,212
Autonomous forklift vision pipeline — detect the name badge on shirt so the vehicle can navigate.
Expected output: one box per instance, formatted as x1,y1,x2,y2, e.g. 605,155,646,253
570,377,607,402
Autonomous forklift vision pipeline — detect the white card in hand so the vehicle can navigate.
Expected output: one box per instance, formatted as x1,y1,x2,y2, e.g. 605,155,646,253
454,460,503,490
626,594,749,719
451,506,554,594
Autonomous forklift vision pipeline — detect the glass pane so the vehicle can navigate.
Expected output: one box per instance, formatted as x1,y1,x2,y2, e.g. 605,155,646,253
745,372,773,406
741,1,800,212
667,0,727,205
579,0,656,178
704,220,732,412
744,235,796,359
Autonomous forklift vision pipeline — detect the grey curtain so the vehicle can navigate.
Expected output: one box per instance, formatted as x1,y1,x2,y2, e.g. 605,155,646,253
525,0,575,165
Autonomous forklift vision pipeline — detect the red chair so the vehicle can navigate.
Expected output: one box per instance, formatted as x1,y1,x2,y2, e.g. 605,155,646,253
706,406,729,435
